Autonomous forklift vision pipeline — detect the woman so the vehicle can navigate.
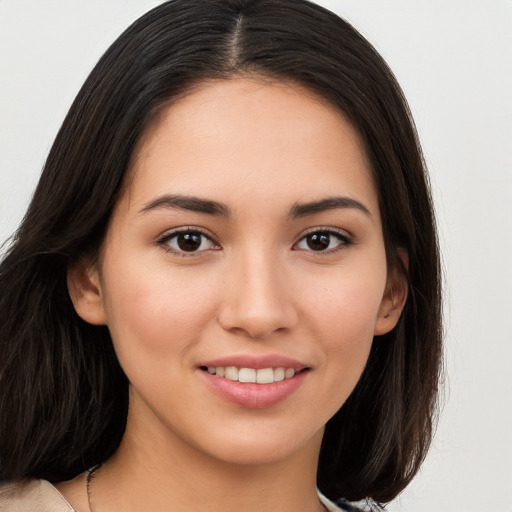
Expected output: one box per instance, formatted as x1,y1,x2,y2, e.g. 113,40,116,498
0,1,442,511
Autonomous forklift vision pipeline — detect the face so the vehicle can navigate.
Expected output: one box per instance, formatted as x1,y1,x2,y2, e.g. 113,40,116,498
70,78,405,467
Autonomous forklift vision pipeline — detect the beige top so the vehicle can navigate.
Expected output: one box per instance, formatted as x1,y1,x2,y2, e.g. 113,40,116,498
0,479,352,511
0,479,75,511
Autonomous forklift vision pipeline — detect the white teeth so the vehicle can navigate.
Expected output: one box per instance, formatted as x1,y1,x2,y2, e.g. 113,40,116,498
256,368,274,384
285,368,295,379
224,366,239,381
239,368,257,383
206,366,298,383
273,367,285,381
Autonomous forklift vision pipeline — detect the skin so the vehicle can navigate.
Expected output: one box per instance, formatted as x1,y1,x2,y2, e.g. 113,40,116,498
61,78,406,512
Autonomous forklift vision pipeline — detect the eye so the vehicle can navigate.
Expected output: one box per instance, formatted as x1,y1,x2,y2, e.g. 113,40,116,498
158,229,219,254
295,229,351,252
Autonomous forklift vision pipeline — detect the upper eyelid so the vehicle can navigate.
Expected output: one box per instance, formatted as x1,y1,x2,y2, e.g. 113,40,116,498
296,226,352,240
157,226,217,242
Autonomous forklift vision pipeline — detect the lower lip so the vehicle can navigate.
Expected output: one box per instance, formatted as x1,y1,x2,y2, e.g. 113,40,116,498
198,369,308,409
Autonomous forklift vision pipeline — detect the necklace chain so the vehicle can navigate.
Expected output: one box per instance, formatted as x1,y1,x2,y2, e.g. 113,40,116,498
86,464,100,512
85,463,329,512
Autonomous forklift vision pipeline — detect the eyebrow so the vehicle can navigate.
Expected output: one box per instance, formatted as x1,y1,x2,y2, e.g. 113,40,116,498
139,194,371,219
289,196,372,219
139,194,231,217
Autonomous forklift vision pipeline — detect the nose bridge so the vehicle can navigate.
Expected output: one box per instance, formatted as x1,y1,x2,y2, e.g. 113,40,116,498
218,241,298,338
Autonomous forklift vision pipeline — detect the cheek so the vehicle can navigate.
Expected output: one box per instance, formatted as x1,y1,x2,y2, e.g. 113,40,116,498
304,268,386,340
300,267,386,396
100,259,218,365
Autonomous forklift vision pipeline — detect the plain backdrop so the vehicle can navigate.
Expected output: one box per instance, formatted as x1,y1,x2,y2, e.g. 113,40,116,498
1,1,511,511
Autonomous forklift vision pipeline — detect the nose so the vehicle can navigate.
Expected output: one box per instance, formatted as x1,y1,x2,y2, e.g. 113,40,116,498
217,250,299,339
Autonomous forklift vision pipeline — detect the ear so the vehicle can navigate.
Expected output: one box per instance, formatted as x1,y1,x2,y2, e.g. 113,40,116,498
67,258,108,325
374,249,408,336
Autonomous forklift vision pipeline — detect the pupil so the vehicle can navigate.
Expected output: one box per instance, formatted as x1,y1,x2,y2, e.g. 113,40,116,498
307,233,330,251
177,232,201,251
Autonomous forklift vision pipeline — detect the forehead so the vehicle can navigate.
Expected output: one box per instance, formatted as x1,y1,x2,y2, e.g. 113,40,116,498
125,78,378,215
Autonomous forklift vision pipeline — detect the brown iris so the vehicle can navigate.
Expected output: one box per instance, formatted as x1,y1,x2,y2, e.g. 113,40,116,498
176,232,203,251
305,232,331,251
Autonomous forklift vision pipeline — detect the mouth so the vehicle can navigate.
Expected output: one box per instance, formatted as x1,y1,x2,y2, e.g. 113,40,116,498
199,365,310,384
197,358,311,408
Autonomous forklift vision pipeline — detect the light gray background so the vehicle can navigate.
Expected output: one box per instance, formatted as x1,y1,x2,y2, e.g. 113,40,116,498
1,1,511,510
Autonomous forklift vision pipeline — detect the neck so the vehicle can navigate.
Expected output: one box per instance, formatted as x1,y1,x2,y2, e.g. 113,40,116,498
91,397,325,512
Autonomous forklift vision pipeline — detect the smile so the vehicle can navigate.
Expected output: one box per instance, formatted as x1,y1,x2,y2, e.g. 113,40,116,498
198,358,310,408
202,366,299,384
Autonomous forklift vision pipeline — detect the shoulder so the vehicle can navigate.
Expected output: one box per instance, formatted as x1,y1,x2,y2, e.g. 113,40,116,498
0,479,75,512
319,491,384,512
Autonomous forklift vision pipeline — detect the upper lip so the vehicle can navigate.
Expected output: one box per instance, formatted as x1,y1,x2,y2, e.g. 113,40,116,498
198,354,310,371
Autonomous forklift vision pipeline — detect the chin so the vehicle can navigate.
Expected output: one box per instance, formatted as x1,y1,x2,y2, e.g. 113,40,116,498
196,426,324,467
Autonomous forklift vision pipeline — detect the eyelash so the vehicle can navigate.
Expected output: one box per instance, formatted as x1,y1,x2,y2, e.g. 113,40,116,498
157,227,220,257
293,227,353,254
157,227,353,257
